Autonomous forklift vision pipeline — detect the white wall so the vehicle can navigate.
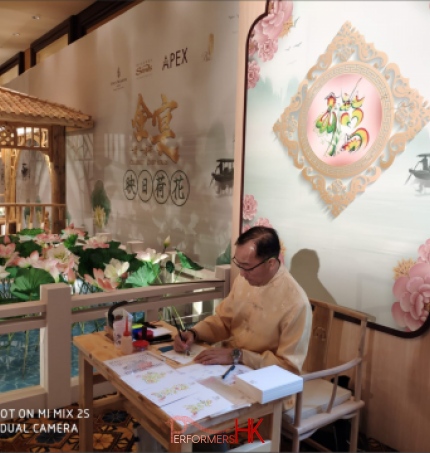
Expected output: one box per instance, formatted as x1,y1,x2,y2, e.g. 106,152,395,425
8,0,240,269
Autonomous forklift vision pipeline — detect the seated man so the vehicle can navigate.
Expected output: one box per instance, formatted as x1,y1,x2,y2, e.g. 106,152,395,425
174,226,312,378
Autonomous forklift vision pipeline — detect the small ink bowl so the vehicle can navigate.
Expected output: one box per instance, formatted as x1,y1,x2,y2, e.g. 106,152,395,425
132,340,149,352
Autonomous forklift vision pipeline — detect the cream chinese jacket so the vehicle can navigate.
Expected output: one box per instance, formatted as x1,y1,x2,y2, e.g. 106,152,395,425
193,266,312,375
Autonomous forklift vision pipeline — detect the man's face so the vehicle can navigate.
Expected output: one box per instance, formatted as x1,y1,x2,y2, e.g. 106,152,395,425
233,242,274,287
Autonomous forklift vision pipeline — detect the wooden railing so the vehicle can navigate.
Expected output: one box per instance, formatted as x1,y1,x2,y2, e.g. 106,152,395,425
0,203,66,234
0,263,231,414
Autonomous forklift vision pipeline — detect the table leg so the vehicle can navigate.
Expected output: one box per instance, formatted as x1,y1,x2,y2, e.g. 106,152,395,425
269,401,282,452
78,353,94,452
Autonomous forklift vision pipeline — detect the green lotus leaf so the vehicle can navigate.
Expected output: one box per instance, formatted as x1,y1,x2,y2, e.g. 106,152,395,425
11,268,55,301
63,234,78,249
125,262,160,287
16,228,45,237
15,240,43,258
175,250,203,270
165,260,175,274
71,244,135,279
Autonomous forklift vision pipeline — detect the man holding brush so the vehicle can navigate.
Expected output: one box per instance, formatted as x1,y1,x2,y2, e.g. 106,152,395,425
174,226,312,376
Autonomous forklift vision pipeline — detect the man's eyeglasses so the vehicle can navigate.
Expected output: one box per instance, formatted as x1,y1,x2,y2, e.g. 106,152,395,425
232,256,273,272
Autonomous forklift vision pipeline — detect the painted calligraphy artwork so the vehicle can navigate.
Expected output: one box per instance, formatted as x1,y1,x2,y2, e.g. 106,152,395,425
274,21,430,217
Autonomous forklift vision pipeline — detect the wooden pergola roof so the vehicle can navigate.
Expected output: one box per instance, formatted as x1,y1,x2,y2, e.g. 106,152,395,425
0,86,93,129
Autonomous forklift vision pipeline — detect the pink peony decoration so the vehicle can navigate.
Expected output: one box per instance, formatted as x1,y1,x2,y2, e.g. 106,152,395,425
247,60,260,89
253,0,293,44
417,238,430,264
254,218,273,228
392,262,430,331
258,38,279,62
242,194,258,221
247,0,294,89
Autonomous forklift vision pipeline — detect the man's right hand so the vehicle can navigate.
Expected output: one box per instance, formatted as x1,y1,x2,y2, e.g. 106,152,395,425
173,330,195,353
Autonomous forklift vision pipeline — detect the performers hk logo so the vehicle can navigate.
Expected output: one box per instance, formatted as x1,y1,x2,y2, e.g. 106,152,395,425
169,416,264,445
131,93,179,164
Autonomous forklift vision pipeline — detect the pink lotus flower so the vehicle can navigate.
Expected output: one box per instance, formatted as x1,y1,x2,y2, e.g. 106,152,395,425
83,236,110,250
417,238,430,264
136,248,168,264
84,269,119,292
46,244,76,275
392,262,430,331
62,223,86,239
35,233,61,245
0,242,19,266
32,258,61,282
0,242,16,259
247,60,260,90
17,251,42,268
104,258,130,281
242,194,258,221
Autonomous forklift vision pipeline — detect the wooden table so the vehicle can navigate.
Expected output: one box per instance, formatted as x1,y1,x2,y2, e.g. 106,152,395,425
74,331,283,452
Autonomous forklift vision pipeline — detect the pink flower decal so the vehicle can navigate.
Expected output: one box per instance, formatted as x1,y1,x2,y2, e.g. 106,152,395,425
242,195,258,221
392,262,430,331
254,0,292,43
247,1,294,89
254,218,273,228
247,60,260,89
258,38,278,62
417,239,430,264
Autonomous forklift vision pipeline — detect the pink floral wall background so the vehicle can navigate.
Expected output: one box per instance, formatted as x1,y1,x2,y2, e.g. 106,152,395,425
247,0,294,89
392,239,430,331
242,194,285,264
242,0,430,332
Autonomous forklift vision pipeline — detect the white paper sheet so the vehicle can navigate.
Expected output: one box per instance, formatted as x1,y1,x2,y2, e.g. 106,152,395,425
161,344,207,364
103,351,165,376
162,387,233,422
144,377,206,407
121,363,180,391
176,363,227,381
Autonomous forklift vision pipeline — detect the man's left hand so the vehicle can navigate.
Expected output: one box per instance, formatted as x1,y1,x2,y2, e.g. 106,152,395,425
194,347,234,365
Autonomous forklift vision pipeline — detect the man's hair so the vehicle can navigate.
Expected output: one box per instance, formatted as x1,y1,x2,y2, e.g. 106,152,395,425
235,226,280,260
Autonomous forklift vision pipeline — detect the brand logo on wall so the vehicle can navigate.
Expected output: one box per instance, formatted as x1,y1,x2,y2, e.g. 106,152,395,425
131,93,179,163
202,34,214,62
135,59,153,78
110,66,128,91
162,48,188,70
123,169,190,206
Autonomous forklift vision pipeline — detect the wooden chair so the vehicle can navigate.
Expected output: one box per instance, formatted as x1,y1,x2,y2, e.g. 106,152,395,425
282,298,369,452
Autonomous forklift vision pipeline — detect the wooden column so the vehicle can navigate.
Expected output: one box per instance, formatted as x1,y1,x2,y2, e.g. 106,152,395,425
3,147,17,233
50,125,66,233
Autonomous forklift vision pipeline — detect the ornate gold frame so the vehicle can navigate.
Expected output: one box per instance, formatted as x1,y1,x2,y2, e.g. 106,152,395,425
274,21,430,217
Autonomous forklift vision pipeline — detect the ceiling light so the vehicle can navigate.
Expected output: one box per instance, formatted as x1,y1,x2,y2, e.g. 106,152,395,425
32,15,41,20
